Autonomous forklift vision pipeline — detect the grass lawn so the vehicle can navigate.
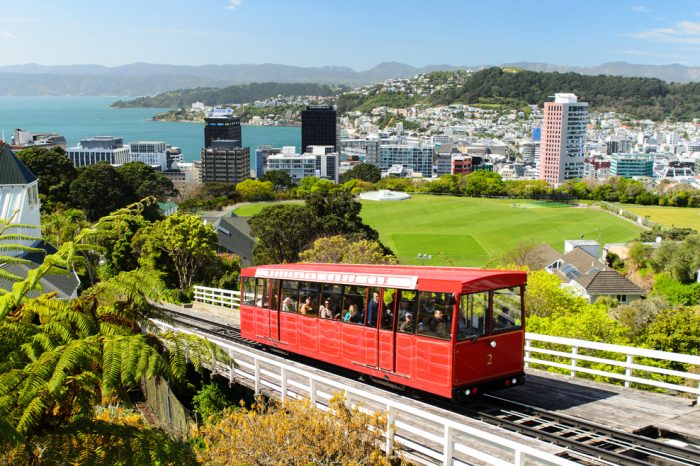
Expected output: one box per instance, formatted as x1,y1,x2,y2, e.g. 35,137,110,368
359,195,643,266
621,204,700,231
232,200,303,217
230,195,644,266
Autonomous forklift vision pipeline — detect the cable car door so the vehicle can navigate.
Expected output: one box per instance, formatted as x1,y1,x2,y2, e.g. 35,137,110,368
378,288,397,372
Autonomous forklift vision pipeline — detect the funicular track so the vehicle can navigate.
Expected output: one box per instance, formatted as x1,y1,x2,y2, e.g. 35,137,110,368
161,307,700,466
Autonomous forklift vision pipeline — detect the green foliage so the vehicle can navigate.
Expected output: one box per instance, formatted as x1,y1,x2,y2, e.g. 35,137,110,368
234,178,275,202
525,270,587,318
259,169,295,191
340,163,382,184
292,176,337,198
138,214,218,290
115,162,177,201
16,147,77,209
651,234,700,283
610,296,667,340
299,235,397,264
69,163,131,221
651,273,700,306
628,242,654,270
639,306,700,355
192,381,238,425
112,82,347,108
248,204,315,264
463,170,506,197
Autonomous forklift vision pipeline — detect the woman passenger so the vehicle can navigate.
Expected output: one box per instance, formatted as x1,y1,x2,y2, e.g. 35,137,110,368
343,304,360,323
319,299,333,319
299,296,313,315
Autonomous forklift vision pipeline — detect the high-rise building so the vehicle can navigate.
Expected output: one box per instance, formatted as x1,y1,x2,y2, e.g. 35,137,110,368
200,140,250,184
539,93,588,186
610,153,654,178
308,145,339,183
266,147,316,183
379,144,434,176
67,136,130,168
301,105,337,153
128,141,168,170
204,108,242,149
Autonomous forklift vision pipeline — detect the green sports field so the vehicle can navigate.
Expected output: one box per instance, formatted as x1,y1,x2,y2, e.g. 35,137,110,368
621,204,700,231
359,195,643,266
233,195,644,266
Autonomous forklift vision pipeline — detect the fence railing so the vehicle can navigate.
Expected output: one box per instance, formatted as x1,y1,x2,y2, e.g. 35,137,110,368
599,201,660,229
154,320,577,466
193,285,240,309
525,332,700,403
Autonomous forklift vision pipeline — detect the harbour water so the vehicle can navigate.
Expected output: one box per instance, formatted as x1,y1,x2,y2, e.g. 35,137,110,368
0,96,301,164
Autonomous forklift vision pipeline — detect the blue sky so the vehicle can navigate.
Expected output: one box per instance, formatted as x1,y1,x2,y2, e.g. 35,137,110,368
1,0,700,69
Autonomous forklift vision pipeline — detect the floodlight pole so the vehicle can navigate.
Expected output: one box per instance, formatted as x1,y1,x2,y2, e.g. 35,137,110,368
417,253,432,266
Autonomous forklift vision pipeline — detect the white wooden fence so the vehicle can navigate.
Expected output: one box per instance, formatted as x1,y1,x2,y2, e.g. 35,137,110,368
193,285,240,309
154,320,578,466
192,286,700,402
525,333,700,403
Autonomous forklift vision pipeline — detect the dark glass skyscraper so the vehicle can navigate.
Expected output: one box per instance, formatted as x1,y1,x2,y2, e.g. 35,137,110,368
204,108,242,148
301,105,337,153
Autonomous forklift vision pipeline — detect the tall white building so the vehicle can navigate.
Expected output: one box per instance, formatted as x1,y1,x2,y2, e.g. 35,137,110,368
129,141,168,170
67,136,130,168
266,146,316,183
379,144,434,177
307,145,339,183
539,93,588,186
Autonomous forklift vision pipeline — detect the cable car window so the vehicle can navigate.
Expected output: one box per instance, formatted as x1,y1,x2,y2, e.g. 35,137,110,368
269,279,279,311
457,292,489,340
417,291,452,340
255,278,268,308
381,288,397,330
298,281,319,317
492,287,522,333
242,277,256,305
365,287,381,328
320,284,343,320
280,280,299,313
341,286,366,325
397,290,418,334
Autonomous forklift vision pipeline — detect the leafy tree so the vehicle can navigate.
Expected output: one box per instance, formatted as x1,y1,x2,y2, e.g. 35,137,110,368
17,147,77,208
248,204,315,264
640,306,700,355
41,208,89,247
234,178,275,202
628,242,653,270
489,240,542,269
192,381,238,425
138,214,218,290
610,296,667,341
299,236,397,264
259,170,294,191
305,189,380,242
463,170,505,197
525,270,587,318
293,177,337,198
527,303,630,344
651,273,700,306
197,394,397,465
340,163,382,183
69,163,130,221
115,162,177,201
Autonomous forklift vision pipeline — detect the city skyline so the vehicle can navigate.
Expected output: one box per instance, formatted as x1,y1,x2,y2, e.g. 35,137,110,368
2,0,700,69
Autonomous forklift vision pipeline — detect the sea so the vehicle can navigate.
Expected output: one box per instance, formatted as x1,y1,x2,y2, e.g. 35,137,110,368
0,96,301,166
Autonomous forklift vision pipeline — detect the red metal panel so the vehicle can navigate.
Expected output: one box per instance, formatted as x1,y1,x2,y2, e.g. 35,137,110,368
414,337,452,387
297,315,318,353
269,309,280,341
318,319,341,360
378,330,394,372
279,313,298,347
395,333,413,377
363,327,378,368
341,324,365,366
254,306,269,339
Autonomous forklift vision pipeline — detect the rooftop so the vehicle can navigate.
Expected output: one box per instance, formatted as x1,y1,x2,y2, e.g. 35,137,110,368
0,142,37,185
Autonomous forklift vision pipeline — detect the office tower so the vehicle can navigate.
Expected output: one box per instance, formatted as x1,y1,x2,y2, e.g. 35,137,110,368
539,93,588,186
67,136,130,168
200,140,250,184
308,145,339,183
204,108,242,149
266,147,316,183
379,144,434,176
129,141,168,170
301,105,337,153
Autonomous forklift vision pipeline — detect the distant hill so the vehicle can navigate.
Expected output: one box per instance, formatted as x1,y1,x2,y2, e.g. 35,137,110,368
112,82,349,108
1,61,700,96
0,62,467,96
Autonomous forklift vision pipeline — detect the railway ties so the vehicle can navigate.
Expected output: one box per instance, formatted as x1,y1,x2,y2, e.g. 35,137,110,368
471,396,700,466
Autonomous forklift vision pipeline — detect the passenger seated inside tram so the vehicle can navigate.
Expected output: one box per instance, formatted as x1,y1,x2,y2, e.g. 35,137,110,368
282,296,294,312
429,309,450,336
399,312,414,333
299,296,314,315
398,301,411,320
343,304,362,324
319,299,333,319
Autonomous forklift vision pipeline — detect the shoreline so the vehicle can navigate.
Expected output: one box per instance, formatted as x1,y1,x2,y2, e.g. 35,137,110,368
151,117,300,127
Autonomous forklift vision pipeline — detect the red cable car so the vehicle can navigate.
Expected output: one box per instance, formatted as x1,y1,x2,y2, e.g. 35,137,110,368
239,263,526,400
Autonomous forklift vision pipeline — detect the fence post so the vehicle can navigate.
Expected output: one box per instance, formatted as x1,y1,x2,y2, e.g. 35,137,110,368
571,346,578,378
310,378,317,405
524,338,531,369
281,367,287,402
625,354,633,388
254,359,261,396
385,405,394,457
443,425,454,466
228,348,235,384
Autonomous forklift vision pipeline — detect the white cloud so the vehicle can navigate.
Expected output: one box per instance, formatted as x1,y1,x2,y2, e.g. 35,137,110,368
626,21,700,44
225,0,242,9
615,49,687,60
0,31,13,38
630,5,650,13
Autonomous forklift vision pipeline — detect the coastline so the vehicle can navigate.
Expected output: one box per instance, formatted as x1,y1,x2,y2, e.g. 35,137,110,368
151,116,300,127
